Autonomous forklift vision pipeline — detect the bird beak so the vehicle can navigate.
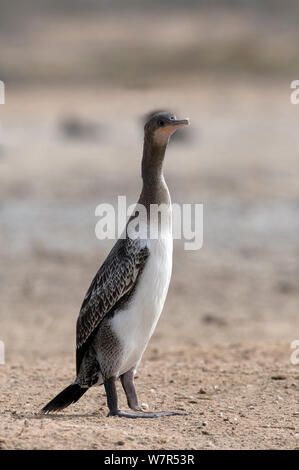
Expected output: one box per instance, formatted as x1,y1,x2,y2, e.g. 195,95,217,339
154,117,190,143
169,118,190,128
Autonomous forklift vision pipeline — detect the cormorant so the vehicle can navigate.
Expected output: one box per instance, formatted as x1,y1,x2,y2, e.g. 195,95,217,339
41,111,190,418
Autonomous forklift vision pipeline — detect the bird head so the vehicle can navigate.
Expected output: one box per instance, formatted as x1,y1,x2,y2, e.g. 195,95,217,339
144,111,190,146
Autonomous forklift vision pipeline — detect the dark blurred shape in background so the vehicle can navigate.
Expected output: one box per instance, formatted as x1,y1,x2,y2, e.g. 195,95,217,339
58,115,102,141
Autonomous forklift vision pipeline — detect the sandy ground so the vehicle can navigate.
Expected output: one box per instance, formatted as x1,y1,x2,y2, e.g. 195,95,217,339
0,82,299,449
0,345,298,450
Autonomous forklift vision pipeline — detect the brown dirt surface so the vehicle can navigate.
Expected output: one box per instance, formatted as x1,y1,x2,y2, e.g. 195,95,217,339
0,344,298,450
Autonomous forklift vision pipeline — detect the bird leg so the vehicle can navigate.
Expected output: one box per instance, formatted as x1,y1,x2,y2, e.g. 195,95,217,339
103,371,187,419
120,368,140,411
104,376,147,418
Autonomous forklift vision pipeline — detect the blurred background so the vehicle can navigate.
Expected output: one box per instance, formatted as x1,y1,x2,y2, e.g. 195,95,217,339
0,0,298,361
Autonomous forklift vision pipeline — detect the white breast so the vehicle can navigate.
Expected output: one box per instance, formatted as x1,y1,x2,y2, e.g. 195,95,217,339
110,230,173,376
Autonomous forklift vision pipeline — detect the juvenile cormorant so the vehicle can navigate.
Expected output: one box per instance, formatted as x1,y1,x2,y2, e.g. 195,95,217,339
41,111,190,418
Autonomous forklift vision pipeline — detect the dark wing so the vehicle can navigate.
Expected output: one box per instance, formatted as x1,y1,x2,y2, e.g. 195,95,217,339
76,236,149,373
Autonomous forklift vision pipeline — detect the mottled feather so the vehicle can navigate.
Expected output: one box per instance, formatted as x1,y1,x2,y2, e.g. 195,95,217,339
76,236,149,373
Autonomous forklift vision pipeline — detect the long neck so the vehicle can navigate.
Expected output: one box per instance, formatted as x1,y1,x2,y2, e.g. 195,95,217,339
139,135,170,208
141,135,166,184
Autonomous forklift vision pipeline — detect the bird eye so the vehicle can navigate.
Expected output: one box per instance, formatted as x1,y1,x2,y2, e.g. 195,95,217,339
158,120,165,127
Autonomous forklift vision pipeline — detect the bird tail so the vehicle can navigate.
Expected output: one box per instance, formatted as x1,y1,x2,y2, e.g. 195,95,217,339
40,383,88,414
